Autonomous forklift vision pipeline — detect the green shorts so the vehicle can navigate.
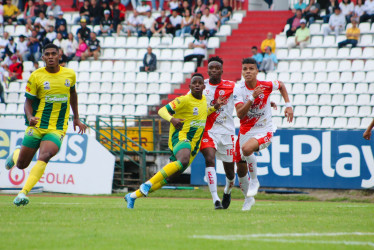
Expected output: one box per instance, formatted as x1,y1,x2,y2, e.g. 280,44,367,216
22,127,65,150
169,140,196,172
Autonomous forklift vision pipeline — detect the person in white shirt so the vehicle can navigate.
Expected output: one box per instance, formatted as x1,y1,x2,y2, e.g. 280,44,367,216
360,0,374,23
61,33,78,61
16,35,28,60
353,0,365,22
0,32,10,58
34,12,48,32
46,11,56,28
46,0,61,18
323,7,346,38
136,0,151,20
184,33,207,71
117,10,142,36
53,32,65,47
137,10,155,38
43,25,57,46
339,0,354,22
167,9,182,36
200,8,220,37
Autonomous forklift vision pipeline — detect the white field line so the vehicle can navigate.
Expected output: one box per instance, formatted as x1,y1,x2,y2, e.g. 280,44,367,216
246,239,374,247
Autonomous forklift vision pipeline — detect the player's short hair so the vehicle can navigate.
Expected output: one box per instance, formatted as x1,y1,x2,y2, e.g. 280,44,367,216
208,56,223,65
191,73,204,80
251,46,258,50
42,43,59,53
242,57,257,65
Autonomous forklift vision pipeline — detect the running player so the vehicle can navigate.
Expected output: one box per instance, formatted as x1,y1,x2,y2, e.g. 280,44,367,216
5,43,87,206
234,57,293,201
125,73,226,209
200,56,237,209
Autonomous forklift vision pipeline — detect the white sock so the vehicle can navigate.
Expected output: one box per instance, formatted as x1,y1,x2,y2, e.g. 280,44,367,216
224,176,235,194
238,173,250,197
244,154,258,181
130,192,137,199
206,167,220,202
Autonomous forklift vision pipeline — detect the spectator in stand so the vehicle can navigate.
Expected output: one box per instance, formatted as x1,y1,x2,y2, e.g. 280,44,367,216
338,17,360,48
19,0,37,25
194,0,206,15
232,0,244,10
98,10,114,36
56,11,67,31
264,0,274,10
35,0,48,16
46,11,56,28
111,0,126,30
140,46,157,72
31,61,39,71
3,0,21,25
34,12,48,32
292,0,307,13
82,32,101,60
53,32,65,47
0,72,6,103
4,37,17,60
167,9,182,36
57,24,68,39
184,33,207,71
201,8,220,37
181,1,191,16
25,30,42,62
288,19,310,49
340,0,354,23
76,0,91,24
7,55,23,83
137,0,152,17
121,0,140,11
219,0,232,25
117,10,142,36
89,0,103,25
43,25,57,46
191,11,202,35
323,0,339,23
360,0,374,23
251,46,262,68
58,47,68,66
75,37,88,61
260,32,275,53
152,10,170,36
286,9,302,37
192,20,209,39
323,7,345,38
138,10,155,38
77,18,91,41
353,0,365,23
207,0,219,15
62,33,78,61
259,46,277,73
0,32,10,59
17,35,29,60
169,0,180,12
101,1,111,16
304,0,321,24
150,0,164,11
34,24,45,41
46,0,61,18
176,8,194,36
0,4,3,35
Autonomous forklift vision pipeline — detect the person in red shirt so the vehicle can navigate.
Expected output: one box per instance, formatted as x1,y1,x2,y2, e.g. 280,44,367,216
7,55,23,84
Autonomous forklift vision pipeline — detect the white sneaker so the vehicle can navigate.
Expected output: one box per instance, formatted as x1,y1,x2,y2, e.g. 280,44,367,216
242,197,255,211
246,179,260,197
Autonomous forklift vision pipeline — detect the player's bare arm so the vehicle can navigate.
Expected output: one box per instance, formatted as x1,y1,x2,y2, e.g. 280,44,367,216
236,86,263,119
24,98,39,126
70,86,87,134
278,81,293,123
214,95,227,110
363,118,374,140
170,118,185,130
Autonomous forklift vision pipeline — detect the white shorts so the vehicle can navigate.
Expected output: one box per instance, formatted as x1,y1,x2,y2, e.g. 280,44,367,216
200,131,235,162
239,130,273,156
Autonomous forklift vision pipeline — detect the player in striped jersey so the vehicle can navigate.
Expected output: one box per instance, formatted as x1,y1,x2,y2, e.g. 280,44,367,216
5,43,86,206
125,73,226,209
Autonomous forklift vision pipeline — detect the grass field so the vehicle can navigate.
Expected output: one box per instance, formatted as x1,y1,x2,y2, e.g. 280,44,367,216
1,190,374,250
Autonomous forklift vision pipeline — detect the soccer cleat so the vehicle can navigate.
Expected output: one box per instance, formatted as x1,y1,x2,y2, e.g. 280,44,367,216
5,146,21,170
124,193,136,209
214,200,223,209
222,193,231,209
139,183,151,197
242,197,255,211
13,193,29,206
246,179,260,197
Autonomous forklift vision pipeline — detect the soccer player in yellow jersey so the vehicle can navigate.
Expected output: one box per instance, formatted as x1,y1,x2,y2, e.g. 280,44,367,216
5,43,87,206
125,73,226,209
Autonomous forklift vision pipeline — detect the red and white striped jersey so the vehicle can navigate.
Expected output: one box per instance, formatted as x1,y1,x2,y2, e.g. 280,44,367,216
203,79,236,135
233,80,280,135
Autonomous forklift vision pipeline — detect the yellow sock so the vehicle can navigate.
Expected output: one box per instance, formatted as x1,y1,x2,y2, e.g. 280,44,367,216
135,190,143,198
20,161,47,195
12,147,20,165
148,161,183,185
149,179,168,193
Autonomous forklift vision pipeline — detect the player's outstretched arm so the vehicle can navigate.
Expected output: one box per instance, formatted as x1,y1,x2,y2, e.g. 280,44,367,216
70,87,87,134
158,106,184,130
278,81,293,123
24,98,39,126
363,118,374,140
236,86,263,119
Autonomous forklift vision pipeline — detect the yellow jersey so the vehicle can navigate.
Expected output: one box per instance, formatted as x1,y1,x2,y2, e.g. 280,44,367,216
25,66,76,131
165,93,208,157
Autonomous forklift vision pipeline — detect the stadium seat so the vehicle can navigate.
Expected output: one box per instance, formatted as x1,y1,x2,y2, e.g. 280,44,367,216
289,61,301,72
276,61,288,72
102,49,115,59
87,93,100,103
159,72,171,83
78,61,90,72
171,61,183,72
257,72,266,81
336,35,346,44
338,60,351,71
115,37,126,47
124,72,136,82
172,49,184,60
148,72,159,83
302,72,315,83
147,83,159,94
311,36,323,47
307,117,321,128
276,49,288,60
122,105,135,115
160,49,173,60
288,49,300,59
111,105,123,115
123,83,135,93
305,106,319,117
309,23,320,34
361,117,373,129
112,61,125,72
147,94,160,105
278,72,290,82
184,37,194,48
294,117,308,128
217,25,231,36
293,94,306,105
321,117,334,128
77,72,89,82
358,106,371,117
300,48,312,59
360,34,373,46
362,48,374,58
149,37,161,47
345,106,358,117
344,94,357,105
302,61,314,72
86,105,99,115
265,72,277,81
314,72,327,83
356,83,368,93
158,61,171,72
99,105,111,115
332,106,345,117
330,83,343,94
161,36,173,46
135,83,147,93
359,22,371,33
7,82,20,93
293,106,306,116
77,82,89,93
125,49,137,59
275,36,286,48
312,48,325,58
99,93,111,103
346,117,361,129
351,60,364,71
292,83,304,94
89,72,101,82
207,37,220,48
171,37,184,48
171,73,183,83
135,105,148,116
159,83,171,94
123,94,135,104
350,47,362,58
78,93,88,104
115,49,126,59
183,62,195,73
290,72,302,82
314,60,326,71
100,82,112,93
334,117,347,129
78,104,87,115
137,37,149,48
323,36,335,47
325,48,337,58
331,94,344,105
103,37,115,48
357,94,370,105
136,72,148,83
319,94,332,105
306,94,319,105
339,72,353,83
111,93,124,104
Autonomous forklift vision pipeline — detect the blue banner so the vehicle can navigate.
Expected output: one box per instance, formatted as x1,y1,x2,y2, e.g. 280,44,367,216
190,129,374,189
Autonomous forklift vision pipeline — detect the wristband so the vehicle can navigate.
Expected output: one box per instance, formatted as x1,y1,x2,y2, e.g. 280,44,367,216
249,95,254,102
285,102,292,108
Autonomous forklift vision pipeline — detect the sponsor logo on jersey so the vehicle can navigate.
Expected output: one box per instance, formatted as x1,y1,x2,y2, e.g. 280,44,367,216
193,107,199,115
43,81,51,90
171,101,177,109
45,94,68,103
202,139,209,142
219,90,225,95
27,128,33,136
259,94,265,99
26,86,31,92
65,79,71,87
190,120,205,128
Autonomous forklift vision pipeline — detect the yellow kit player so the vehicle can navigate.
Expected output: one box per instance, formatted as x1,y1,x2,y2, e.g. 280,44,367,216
125,73,226,209
5,43,87,206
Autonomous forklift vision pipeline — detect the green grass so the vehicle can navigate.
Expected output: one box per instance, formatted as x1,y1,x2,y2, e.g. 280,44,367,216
1,194,374,249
